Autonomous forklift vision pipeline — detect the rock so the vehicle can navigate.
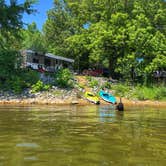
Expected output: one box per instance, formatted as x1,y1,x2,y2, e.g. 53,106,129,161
71,100,79,104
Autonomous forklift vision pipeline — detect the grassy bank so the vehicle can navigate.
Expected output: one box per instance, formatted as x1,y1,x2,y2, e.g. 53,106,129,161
76,75,166,102
111,83,166,101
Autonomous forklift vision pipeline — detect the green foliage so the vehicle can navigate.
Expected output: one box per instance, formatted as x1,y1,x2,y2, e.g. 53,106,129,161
31,80,50,93
0,70,39,94
89,79,99,88
154,86,166,100
112,83,166,101
133,86,156,100
0,0,35,31
112,83,131,97
85,76,98,88
43,0,77,55
132,86,166,101
0,0,38,94
0,0,165,95
21,69,40,86
54,68,74,88
77,83,85,90
0,50,40,93
4,75,25,94
0,50,21,80
44,0,166,83
86,76,92,82
102,82,112,89
0,0,36,49
21,22,47,52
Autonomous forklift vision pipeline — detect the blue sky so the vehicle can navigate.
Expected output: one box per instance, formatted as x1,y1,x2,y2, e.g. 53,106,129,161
7,0,54,31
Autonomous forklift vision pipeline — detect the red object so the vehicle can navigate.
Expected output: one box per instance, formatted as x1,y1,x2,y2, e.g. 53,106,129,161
83,69,103,76
38,68,45,73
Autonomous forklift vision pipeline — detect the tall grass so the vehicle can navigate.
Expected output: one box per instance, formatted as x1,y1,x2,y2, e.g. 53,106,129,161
111,83,166,101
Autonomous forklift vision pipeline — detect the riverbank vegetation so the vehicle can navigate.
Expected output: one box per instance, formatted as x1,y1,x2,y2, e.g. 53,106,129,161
78,76,166,101
112,83,166,101
0,0,165,102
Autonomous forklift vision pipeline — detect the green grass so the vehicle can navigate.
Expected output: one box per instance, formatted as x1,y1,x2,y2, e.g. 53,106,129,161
85,76,99,88
111,83,166,101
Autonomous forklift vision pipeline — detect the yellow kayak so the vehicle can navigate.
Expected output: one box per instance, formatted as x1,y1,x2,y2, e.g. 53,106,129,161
84,91,100,105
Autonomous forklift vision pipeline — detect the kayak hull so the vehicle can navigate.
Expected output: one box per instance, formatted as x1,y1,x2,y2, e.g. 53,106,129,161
84,92,100,105
99,90,116,104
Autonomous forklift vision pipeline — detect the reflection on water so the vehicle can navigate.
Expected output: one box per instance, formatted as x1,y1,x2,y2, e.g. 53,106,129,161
98,106,124,122
16,143,40,148
0,105,165,166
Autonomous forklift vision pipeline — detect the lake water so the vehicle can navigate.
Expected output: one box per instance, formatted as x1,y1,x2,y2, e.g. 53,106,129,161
0,105,165,166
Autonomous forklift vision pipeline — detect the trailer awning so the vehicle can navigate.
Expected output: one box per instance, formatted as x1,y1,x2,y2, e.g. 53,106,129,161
45,53,74,63
22,50,74,63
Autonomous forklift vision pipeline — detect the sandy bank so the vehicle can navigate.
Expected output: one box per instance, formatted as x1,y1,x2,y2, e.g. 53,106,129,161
0,97,166,108
116,97,166,108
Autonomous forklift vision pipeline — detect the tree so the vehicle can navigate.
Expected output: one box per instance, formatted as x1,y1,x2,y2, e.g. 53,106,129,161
44,0,166,82
0,0,35,38
43,0,77,55
21,22,47,52
0,0,36,91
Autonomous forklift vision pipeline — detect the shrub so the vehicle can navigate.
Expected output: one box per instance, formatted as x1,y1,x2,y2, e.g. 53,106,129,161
0,49,40,93
112,83,130,97
85,76,99,88
77,83,85,90
31,80,50,93
21,69,39,86
0,68,40,93
5,76,25,94
130,85,166,101
86,76,92,82
154,86,166,100
102,82,112,89
133,86,155,100
0,50,21,80
89,79,99,88
54,68,74,88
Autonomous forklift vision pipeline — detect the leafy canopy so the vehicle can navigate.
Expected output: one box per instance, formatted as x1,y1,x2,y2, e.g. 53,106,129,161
44,0,166,81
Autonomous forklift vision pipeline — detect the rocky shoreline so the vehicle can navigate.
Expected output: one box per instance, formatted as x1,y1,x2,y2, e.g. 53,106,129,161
0,89,166,108
0,88,81,105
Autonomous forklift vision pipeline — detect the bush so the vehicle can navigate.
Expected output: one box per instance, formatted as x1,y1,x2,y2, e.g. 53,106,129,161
86,76,92,82
133,86,155,100
31,80,50,93
89,79,99,88
4,76,25,94
0,50,21,80
77,83,85,90
125,85,166,101
54,68,74,88
112,83,130,97
85,76,99,88
102,82,112,89
154,86,166,100
21,69,39,86
0,49,40,93
0,68,40,93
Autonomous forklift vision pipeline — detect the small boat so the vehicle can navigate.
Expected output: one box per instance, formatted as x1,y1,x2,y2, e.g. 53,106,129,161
99,90,116,104
84,91,100,104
